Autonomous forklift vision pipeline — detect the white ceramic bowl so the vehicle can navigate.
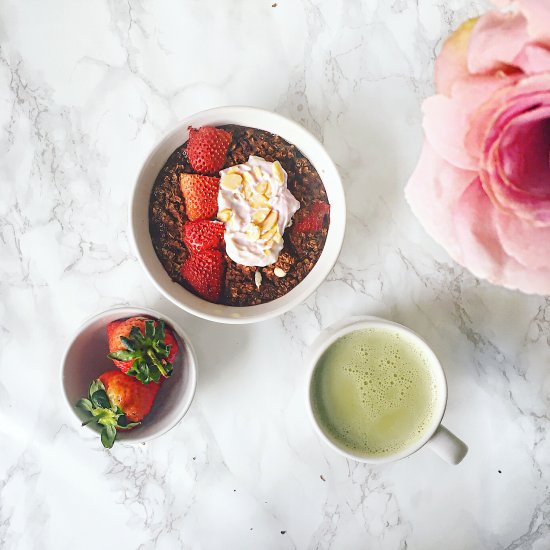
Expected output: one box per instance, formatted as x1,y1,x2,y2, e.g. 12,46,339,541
61,306,197,444
130,106,346,324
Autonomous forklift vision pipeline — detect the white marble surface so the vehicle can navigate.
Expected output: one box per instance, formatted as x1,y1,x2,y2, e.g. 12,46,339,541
2,0,549,548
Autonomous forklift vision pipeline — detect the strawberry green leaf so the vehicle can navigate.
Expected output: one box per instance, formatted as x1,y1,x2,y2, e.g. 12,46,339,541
118,415,140,429
120,336,135,352
157,341,168,353
101,425,117,448
89,379,105,398
145,320,155,339
82,416,99,426
76,398,93,412
130,363,160,384
155,320,166,341
108,319,174,384
90,389,110,409
76,379,130,449
108,350,134,361
118,422,140,430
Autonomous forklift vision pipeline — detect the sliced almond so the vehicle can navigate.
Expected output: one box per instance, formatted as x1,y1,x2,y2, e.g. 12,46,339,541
272,230,282,243
255,271,262,289
261,224,278,241
245,223,261,241
243,183,253,201
272,161,285,184
253,166,263,179
261,210,278,232
252,208,271,224
251,194,269,208
217,209,232,222
256,181,268,194
274,267,286,277
242,171,254,185
221,173,242,191
226,166,241,174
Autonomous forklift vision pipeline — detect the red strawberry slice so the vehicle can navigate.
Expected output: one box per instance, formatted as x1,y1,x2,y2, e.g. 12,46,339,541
186,126,232,174
292,201,330,232
183,220,225,254
181,249,225,302
180,173,219,221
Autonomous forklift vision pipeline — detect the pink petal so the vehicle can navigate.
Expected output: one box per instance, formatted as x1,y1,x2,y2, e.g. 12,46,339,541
468,10,529,74
465,74,550,163
495,209,550,270
435,17,479,96
422,95,477,171
518,0,550,46
513,43,550,74
424,74,516,169
453,179,507,278
453,180,550,294
405,141,477,255
407,143,550,294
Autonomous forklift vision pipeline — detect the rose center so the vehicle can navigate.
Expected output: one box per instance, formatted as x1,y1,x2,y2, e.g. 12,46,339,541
499,106,550,197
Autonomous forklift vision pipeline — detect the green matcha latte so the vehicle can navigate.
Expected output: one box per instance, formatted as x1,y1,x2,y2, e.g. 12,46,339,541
311,327,441,458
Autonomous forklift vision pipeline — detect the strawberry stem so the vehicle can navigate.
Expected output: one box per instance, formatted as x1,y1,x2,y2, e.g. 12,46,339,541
146,348,168,377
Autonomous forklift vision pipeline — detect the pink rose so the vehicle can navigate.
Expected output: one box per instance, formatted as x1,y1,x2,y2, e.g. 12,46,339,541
405,0,550,294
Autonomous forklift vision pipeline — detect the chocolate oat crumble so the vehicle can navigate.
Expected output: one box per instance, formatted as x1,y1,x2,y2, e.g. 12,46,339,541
149,124,329,306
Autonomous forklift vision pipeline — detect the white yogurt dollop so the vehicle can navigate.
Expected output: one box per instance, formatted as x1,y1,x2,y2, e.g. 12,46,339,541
217,156,300,267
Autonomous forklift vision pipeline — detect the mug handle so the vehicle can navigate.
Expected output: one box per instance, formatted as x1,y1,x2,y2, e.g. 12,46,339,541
426,425,468,465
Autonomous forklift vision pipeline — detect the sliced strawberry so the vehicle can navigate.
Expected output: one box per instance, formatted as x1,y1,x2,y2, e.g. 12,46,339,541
181,249,225,302
186,126,232,174
180,173,219,221
292,201,330,233
183,220,225,254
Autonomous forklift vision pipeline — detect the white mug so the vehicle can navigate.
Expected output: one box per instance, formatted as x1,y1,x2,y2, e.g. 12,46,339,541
306,316,468,465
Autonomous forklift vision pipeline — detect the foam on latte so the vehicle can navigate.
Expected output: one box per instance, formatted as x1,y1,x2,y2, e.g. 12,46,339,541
311,327,442,457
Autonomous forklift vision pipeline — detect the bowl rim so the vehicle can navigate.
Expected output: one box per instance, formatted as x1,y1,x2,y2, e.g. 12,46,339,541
129,105,346,324
60,305,198,445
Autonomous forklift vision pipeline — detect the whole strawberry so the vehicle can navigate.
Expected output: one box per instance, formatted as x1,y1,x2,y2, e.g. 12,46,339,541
183,220,225,254
180,173,219,221
107,317,178,384
76,371,160,448
187,126,232,174
181,249,225,302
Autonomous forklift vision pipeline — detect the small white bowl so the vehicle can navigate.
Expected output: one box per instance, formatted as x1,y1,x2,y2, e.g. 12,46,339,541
129,106,346,324
61,306,197,445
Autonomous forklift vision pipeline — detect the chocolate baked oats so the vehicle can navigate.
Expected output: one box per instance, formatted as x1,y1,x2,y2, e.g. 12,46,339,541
149,124,330,306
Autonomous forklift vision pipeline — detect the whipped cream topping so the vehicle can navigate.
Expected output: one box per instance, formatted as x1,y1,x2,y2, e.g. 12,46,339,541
217,155,300,267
